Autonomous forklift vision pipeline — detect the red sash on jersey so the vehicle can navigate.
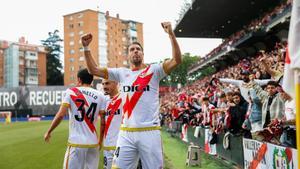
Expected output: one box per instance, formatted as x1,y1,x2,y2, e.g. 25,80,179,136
70,87,96,133
104,94,122,137
123,65,153,119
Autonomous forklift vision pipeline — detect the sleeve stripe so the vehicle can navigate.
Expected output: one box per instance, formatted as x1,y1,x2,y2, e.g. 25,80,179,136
61,103,70,108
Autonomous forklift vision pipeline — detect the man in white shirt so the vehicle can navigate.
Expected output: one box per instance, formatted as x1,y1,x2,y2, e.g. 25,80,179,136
44,69,106,169
81,22,181,169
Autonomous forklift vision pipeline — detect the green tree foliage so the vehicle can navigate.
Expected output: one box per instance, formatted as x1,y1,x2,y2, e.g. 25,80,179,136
41,30,64,85
188,66,216,83
161,53,199,86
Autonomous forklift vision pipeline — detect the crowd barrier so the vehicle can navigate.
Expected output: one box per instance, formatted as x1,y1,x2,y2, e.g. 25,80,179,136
165,122,298,169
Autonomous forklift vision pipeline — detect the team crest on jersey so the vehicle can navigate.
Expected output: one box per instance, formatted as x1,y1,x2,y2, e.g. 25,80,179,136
139,72,150,78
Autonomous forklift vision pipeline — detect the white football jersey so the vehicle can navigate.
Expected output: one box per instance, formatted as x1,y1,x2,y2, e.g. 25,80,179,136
107,64,166,128
103,94,123,147
62,86,106,146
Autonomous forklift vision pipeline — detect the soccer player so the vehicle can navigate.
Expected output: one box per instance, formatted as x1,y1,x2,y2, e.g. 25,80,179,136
99,79,128,169
44,68,107,169
82,22,181,169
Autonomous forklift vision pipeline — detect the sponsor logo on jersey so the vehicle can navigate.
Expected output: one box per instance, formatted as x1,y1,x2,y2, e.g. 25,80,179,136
105,109,121,116
123,85,150,92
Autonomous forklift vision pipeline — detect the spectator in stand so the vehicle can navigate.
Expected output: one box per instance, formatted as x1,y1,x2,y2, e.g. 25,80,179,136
246,81,286,144
227,92,248,134
250,81,285,128
201,96,215,127
242,73,263,140
279,88,296,148
225,91,235,107
259,51,284,82
190,113,202,127
219,70,270,103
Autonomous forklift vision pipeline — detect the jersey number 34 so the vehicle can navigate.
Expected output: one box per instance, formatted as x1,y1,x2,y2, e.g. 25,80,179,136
74,98,97,123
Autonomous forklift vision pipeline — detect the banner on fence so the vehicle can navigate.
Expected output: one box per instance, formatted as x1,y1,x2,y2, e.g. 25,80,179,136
0,86,68,115
243,138,298,169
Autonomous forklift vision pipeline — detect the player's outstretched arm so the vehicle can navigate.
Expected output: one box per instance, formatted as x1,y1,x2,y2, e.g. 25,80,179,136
161,22,182,74
81,33,108,79
44,105,68,143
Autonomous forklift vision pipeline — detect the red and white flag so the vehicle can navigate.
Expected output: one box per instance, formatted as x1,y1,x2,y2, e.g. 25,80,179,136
283,0,300,100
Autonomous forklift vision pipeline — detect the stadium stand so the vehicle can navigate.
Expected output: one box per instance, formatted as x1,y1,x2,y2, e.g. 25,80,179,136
160,0,297,168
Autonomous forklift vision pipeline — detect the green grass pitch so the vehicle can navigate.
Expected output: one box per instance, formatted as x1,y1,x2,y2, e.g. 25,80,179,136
0,121,232,169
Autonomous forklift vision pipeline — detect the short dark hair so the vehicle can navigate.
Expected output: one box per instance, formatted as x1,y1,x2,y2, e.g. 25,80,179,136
240,70,250,75
202,96,209,101
232,92,241,97
266,81,278,87
77,68,93,84
128,42,143,51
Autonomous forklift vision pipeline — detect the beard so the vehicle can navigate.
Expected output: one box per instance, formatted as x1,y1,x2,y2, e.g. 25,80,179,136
130,58,142,66
103,90,109,95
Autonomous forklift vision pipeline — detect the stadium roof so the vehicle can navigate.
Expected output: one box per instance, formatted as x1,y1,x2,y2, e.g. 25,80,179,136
174,0,284,38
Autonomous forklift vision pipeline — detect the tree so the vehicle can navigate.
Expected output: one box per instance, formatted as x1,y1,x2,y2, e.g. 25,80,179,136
41,30,64,85
161,53,199,86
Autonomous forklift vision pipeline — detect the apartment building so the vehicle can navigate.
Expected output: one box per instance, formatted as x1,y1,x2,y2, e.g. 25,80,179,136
64,9,143,85
0,37,46,87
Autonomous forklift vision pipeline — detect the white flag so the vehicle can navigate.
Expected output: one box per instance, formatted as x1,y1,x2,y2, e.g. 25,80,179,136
282,0,300,99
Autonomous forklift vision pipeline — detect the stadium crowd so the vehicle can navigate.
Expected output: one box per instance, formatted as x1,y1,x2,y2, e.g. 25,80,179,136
160,41,296,149
189,0,292,70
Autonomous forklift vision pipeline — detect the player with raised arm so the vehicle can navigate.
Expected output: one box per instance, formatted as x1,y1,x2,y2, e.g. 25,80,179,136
81,22,181,169
44,68,107,169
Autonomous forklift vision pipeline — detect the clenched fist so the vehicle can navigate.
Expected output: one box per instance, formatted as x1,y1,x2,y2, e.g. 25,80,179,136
81,33,93,47
161,22,173,35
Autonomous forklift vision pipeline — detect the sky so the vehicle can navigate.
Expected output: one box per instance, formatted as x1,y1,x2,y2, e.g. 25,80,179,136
0,0,221,64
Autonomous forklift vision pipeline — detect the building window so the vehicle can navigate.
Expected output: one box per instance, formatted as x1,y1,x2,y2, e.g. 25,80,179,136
78,21,84,27
69,58,74,62
69,41,74,46
79,30,84,35
69,49,75,54
69,24,74,29
69,32,74,37
132,37,137,42
29,52,36,56
79,56,85,61
79,47,84,52
69,16,73,20
130,22,136,30
70,66,75,71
